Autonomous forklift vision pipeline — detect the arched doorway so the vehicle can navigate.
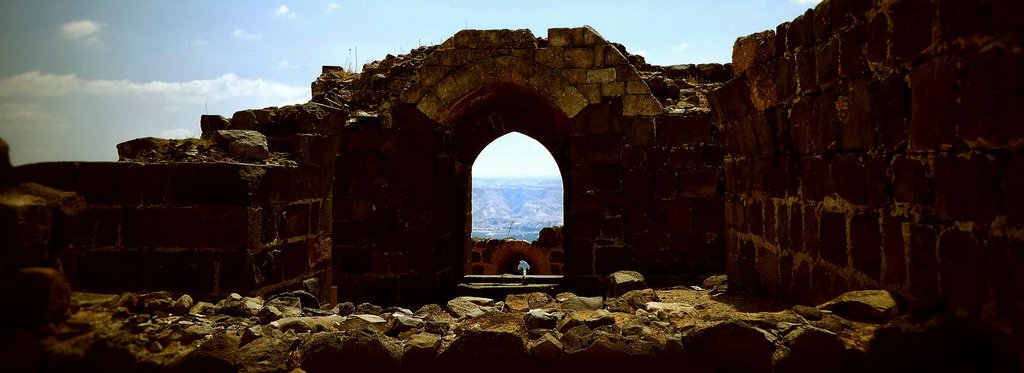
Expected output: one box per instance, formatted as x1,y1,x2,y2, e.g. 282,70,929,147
467,132,564,276
443,82,571,287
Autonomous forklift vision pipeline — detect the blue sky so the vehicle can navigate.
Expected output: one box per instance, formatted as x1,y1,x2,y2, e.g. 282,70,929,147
0,0,819,169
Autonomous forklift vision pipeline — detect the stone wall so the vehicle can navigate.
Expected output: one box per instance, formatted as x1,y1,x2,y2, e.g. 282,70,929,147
13,107,340,301
466,227,565,275
327,27,731,304
714,0,1023,336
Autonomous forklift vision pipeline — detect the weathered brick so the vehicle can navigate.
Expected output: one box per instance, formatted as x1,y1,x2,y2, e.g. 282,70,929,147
732,30,776,76
907,224,939,299
865,13,890,66
709,75,755,123
933,153,1001,222
850,211,881,279
678,170,719,198
910,56,959,151
789,204,804,253
787,10,815,52
842,78,875,151
819,211,847,266
939,230,988,316
653,171,676,199
814,40,840,87
891,156,930,206
839,24,867,79
281,203,311,239
959,47,1024,149
882,214,906,286
747,200,764,236
798,156,827,201
692,198,725,233
657,116,713,145
122,206,250,248
795,48,818,95
890,0,934,64
757,246,780,295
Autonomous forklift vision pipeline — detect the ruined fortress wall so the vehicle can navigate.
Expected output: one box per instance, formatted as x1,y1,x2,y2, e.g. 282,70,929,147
714,0,1023,332
329,27,730,304
13,112,340,301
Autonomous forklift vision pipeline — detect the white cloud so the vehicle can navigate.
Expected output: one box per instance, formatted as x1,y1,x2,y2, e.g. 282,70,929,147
0,71,308,105
59,20,106,47
674,42,690,51
160,128,195,139
0,102,68,131
190,39,210,47
276,60,300,69
634,50,649,57
0,71,83,97
275,5,296,18
233,28,262,41
326,3,340,11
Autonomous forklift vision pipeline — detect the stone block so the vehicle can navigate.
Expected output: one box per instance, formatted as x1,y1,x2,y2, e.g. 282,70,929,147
600,81,624,97
787,10,815,52
281,202,311,239
890,0,933,64
622,95,662,117
709,75,755,123
0,192,50,270
230,108,275,132
122,206,251,248
850,212,881,280
148,249,218,292
959,47,1024,149
658,115,712,145
73,249,147,291
534,47,563,69
586,67,616,83
692,198,725,233
732,30,776,76
909,55,958,151
842,78,875,151
548,28,572,47
814,40,839,88
865,12,889,66
795,48,817,95
166,163,260,205
451,29,535,49
563,48,594,69
798,156,827,201
838,25,867,79
933,153,1000,222
756,245,780,294
939,230,987,316
653,171,676,198
789,204,804,253
819,211,846,266
882,214,906,286
907,224,939,299
679,170,719,198
0,267,70,328
891,156,929,206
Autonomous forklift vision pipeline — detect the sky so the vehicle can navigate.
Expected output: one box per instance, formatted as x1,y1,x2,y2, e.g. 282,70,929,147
0,0,821,171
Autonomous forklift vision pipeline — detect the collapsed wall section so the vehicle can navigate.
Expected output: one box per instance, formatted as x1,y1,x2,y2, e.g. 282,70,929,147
714,0,1023,335
13,106,342,300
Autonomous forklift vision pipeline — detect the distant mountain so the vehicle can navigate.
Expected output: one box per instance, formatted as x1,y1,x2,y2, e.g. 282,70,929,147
471,178,563,242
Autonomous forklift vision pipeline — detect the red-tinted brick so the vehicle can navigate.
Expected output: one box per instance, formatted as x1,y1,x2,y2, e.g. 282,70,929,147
910,56,959,151
819,211,847,266
933,153,1000,222
882,214,906,286
939,230,988,316
908,224,939,299
850,212,881,279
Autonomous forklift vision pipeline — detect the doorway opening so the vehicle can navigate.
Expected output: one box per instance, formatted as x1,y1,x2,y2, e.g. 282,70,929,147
465,132,564,276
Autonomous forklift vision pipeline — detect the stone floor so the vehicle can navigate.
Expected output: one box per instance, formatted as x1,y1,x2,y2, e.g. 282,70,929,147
0,280,1013,372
